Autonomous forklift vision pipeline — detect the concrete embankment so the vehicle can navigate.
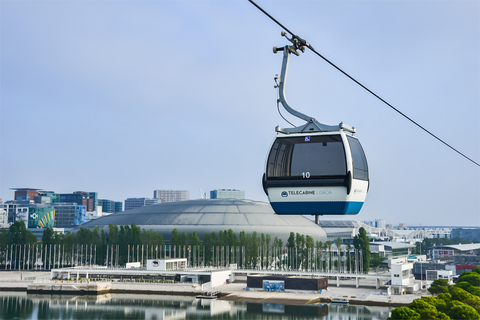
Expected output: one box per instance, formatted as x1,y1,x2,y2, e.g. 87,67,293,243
0,271,425,307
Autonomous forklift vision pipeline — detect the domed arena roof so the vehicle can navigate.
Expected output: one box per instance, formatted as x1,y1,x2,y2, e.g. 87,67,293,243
77,199,327,243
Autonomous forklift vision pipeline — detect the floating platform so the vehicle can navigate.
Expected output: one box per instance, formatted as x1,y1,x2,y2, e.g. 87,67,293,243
27,282,112,295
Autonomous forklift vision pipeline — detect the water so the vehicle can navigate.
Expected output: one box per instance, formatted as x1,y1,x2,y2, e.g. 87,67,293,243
0,293,393,319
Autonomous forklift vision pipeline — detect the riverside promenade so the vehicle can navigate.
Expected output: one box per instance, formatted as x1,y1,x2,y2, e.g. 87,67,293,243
0,271,427,307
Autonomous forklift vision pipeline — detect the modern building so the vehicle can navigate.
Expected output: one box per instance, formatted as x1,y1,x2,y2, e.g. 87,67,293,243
35,191,61,204
432,243,480,260
28,205,56,228
2,202,29,224
75,199,328,243
125,197,161,211
153,190,189,202
58,192,96,212
98,199,123,214
390,261,418,295
11,188,41,202
210,189,245,200
0,208,8,228
54,204,87,228
451,228,480,242
370,241,416,260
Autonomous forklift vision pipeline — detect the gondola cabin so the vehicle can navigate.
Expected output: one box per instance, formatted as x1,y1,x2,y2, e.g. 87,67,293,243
263,131,369,215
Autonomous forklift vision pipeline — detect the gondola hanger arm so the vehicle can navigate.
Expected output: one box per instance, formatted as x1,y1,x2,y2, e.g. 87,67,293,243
274,32,355,134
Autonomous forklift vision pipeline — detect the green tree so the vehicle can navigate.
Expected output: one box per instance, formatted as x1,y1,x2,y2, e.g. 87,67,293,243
420,296,448,313
370,253,386,271
9,221,37,244
170,229,179,246
388,306,420,319
42,228,56,245
189,231,200,246
458,271,480,287
449,286,480,312
336,237,342,272
409,299,450,320
353,227,370,273
429,279,451,295
446,300,480,320
287,232,295,248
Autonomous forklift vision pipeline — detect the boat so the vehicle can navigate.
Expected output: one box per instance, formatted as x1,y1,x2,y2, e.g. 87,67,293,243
331,298,349,304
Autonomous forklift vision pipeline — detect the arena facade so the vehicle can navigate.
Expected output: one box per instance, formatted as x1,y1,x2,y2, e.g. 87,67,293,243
77,199,327,243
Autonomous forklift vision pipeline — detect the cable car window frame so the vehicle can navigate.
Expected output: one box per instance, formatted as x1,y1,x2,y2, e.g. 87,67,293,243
347,135,369,181
266,134,347,180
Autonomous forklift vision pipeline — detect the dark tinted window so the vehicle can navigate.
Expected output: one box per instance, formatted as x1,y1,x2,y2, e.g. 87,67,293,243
267,135,346,179
347,136,369,181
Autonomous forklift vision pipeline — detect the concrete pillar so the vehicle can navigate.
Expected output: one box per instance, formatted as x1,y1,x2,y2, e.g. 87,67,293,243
336,276,340,287
356,277,359,288
376,278,381,289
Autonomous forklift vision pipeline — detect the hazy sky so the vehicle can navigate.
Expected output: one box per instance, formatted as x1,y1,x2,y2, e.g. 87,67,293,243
1,0,479,227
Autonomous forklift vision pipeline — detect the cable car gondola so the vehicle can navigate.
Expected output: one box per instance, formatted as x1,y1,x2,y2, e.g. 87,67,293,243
262,32,369,216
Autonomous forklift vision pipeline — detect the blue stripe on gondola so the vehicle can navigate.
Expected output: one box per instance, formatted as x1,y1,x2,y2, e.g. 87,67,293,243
270,201,364,215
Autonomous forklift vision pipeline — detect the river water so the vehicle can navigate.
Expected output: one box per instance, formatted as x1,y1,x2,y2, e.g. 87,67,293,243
0,292,393,319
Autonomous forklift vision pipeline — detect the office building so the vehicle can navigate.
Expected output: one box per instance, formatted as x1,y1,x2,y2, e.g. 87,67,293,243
153,190,189,202
125,198,161,211
28,205,56,228
11,188,41,202
2,202,29,224
0,208,7,228
59,191,96,212
54,204,87,228
451,228,480,242
210,189,245,200
98,199,123,214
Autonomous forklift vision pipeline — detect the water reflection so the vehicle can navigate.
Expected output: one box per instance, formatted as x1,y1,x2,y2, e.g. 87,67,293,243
0,293,392,319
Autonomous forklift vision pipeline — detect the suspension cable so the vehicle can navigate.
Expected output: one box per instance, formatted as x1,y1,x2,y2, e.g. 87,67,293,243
247,0,480,167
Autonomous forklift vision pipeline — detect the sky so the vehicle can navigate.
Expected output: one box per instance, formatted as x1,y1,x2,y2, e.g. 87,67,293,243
1,0,479,227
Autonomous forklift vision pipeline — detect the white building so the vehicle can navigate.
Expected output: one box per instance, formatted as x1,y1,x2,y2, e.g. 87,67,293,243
2,202,29,224
210,189,245,200
0,208,8,228
390,261,420,295
153,190,189,202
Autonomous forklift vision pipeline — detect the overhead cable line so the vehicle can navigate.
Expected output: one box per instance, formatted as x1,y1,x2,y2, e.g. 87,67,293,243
248,0,480,167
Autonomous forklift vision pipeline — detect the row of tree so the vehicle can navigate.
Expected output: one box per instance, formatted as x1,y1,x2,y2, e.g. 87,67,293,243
1,222,372,272
389,267,480,319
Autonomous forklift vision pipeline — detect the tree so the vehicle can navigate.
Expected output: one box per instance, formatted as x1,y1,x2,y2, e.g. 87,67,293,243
353,227,370,273
388,306,420,320
446,300,480,320
370,253,386,271
42,228,56,245
189,231,200,246
170,229,179,246
336,237,342,272
287,232,295,248
429,279,451,295
9,221,37,244
409,299,449,320
458,271,480,287
448,286,480,312
420,296,448,313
